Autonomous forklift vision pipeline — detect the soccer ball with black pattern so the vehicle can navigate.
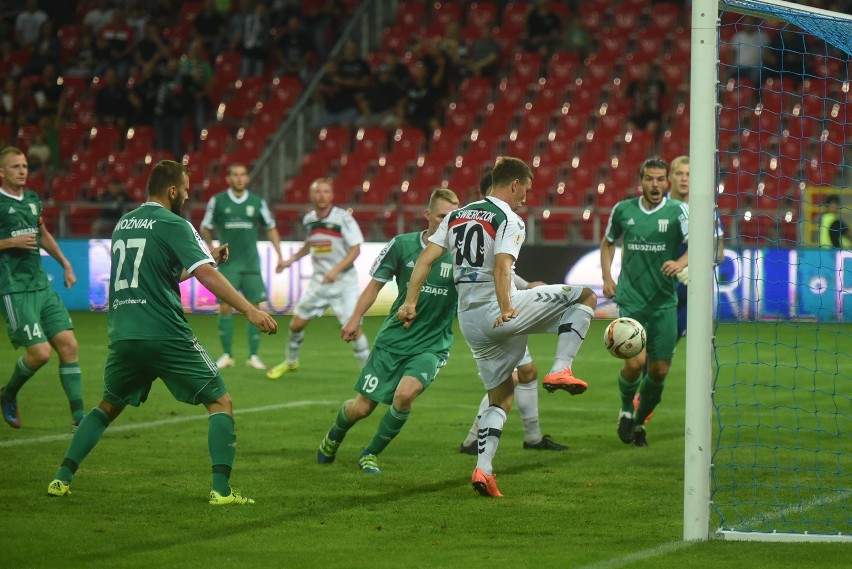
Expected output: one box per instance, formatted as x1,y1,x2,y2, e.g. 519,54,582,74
603,318,646,359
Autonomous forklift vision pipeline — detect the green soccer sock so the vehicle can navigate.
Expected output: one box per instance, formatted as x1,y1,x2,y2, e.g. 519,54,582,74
218,314,233,355
55,407,110,482
208,412,236,495
618,371,640,414
4,357,36,399
59,362,85,422
329,402,357,442
247,321,260,357
635,375,665,424
364,405,410,455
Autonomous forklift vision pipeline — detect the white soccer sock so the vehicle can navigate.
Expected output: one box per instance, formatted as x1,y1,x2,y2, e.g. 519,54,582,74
462,394,490,446
515,380,542,444
352,333,370,366
287,329,305,364
550,304,594,374
476,405,507,475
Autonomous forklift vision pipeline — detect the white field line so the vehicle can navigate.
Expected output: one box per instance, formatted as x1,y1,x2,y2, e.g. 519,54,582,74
0,399,336,448
574,541,696,569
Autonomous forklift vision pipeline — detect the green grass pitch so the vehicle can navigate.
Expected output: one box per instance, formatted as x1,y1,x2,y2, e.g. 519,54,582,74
0,313,848,568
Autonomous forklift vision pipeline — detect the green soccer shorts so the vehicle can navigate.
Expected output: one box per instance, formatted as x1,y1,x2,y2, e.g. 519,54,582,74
354,345,448,405
103,338,228,407
619,305,678,362
218,265,267,304
1,288,73,348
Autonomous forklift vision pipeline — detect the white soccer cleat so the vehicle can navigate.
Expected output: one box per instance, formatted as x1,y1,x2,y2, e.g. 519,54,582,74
216,354,235,369
246,355,266,370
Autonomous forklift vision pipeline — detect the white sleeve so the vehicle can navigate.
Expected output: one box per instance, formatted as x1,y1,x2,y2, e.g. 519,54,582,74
428,215,451,250
341,210,364,246
200,196,217,230
494,216,525,259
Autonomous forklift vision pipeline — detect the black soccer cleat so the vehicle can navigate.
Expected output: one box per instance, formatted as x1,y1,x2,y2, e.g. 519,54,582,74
523,434,568,451
617,412,635,444
632,425,648,447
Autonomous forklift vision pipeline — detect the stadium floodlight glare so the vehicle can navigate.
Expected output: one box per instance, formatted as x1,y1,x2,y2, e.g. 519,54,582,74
686,0,851,543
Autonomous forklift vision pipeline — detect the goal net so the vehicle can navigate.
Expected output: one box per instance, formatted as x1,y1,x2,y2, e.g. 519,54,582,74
707,0,851,542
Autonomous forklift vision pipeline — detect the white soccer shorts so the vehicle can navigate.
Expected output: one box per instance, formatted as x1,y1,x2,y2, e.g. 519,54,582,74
458,284,585,390
293,270,360,324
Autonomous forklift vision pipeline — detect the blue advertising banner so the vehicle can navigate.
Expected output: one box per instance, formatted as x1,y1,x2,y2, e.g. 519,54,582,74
48,240,852,322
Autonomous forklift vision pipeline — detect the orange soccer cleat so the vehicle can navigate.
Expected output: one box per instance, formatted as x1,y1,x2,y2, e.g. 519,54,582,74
472,468,503,498
542,368,588,395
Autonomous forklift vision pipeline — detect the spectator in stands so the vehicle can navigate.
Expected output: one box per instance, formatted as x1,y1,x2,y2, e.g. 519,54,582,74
128,62,161,126
153,58,188,160
95,67,130,129
765,29,813,87
65,31,97,79
820,195,851,249
626,62,667,136
194,0,227,58
31,63,65,127
231,0,271,77
560,15,592,61
96,8,136,80
26,132,50,173
274,15,315,84
303,0,345,60
0,77,18,131
729,17,766,85
92,178,131,237
24,19,60,76
134,21,170,72
311,59,359,129
82,0,114,36
179,39,213,146
413,37,451,103
401,62,441,136
525,0,563,59
464,23,501,78
336,40,372,99
382,50,411,89
355,65,403,132
126,1,148,45
14,0,47,49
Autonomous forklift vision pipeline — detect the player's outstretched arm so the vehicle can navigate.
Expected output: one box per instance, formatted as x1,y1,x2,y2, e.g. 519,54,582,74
600,237,618,299
193,263,278,334
38,224,76,288
396,242,445,329
265,227,286,273
342,278,385,341
324,244,360,283
282,241,311,270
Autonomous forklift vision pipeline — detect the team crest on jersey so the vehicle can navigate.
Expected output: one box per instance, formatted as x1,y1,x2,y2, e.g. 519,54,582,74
439,262,452,277
29,203,37,215
246,206,254,217
658,219,669,232
7,206,13,214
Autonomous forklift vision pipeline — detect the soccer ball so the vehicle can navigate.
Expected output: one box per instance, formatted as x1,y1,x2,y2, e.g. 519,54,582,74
603,318,646,359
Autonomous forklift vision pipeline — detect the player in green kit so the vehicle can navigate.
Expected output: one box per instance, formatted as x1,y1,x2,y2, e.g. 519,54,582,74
46,160,278,504
600,158,689,447
200,163,286,371
0,146,86,431
317,189,460,474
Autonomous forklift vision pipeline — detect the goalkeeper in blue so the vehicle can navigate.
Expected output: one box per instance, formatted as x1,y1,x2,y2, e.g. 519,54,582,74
317,188,460,474
600,158,689,448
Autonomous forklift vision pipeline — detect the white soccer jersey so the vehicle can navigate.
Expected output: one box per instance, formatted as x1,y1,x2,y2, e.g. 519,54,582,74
429,196,525,312
302,206,364,276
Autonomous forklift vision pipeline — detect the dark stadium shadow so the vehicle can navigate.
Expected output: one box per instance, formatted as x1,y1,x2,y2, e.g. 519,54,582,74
77,461,548,561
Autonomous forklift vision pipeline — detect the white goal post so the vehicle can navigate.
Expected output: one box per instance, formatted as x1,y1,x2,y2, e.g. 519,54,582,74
685,0,851,543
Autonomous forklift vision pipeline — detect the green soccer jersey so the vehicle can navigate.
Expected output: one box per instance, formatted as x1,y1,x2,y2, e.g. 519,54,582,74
107,202,214,341
605,197,689,311
370,231,457,355
200,189,274,271
0,188,49,293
